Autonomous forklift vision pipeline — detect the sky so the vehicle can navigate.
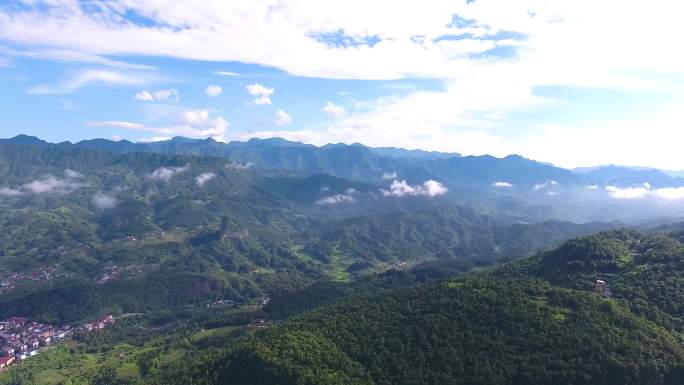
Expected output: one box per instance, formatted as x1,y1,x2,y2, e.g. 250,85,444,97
1,0,684,169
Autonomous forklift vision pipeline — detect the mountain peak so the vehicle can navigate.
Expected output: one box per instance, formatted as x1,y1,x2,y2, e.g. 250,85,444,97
1,134,49,146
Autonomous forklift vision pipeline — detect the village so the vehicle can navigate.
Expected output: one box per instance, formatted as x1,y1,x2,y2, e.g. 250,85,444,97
0,265,60,296
0,315,115,373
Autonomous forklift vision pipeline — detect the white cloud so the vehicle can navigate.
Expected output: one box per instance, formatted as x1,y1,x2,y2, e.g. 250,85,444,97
23,176,87,194
605,184,684,200
64,169,83,179
87,109,229,142
148,165,189,182
493,181,513,187
605,186,650,200
381,179,448,197
87,120,146,130
135,89,179,102
214,71,240,76
225,161,254,170
317,193,355,205
586,185,599,190
0,187,22,197
246,83,274,105
27,69,159,94
275,110,293,126
205,85,223,97
0,47,155,70
317,189,357,204
323,101,346,119
92,192,117,210
653,187,684,200
6,1,684,167
382,171,398,180
533,180,558,190
1,175,87,196
195,172,216,187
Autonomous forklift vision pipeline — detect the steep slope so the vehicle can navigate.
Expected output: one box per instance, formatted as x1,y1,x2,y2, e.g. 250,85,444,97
208,230,684,385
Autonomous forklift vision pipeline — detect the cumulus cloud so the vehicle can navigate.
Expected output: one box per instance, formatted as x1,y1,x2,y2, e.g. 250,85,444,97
135,89,179,102
492,181,513,188
92,192,117,210
195,172,216,187
382,171,398,180
317,188,357,205
605,184,684,200
317,194,354,205
225,161,254,170
323,101,347,119
8,1,684,168
205,85,223,97
275,109,293,126
382,180,448,197
148,165,189,182
246,83,274,105
87,109,229,142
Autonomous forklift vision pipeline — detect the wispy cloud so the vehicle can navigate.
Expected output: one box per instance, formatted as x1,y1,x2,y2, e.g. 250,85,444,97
92,192,118,210
492,181,513,188
225,162,254,170
23,175,87,194
214,71,241,77
28,69,160,95
0,187,22,197
86,109,228,141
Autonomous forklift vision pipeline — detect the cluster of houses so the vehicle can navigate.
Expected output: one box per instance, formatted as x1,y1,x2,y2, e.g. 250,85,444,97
78,315,115,332
206,295,270,309
0,265,60,296
0,317,71,372
96,264,144,285
0,314,116,372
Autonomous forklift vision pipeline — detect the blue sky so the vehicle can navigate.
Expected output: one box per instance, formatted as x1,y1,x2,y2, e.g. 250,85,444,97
1,1,684,169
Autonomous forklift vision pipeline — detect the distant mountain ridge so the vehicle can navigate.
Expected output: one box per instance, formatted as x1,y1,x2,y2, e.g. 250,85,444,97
2,135,684,199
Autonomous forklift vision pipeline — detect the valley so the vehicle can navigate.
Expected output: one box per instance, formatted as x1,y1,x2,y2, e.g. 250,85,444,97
0,137,683,384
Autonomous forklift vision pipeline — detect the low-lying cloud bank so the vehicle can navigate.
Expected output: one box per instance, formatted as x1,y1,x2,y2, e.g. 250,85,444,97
605,183,684,200
0,170,88,196
195,172,216,187
382,171,398,180
92,192,118,209
317,188,356,205
225,162,254,170
149,165,189,182
382,180,448,197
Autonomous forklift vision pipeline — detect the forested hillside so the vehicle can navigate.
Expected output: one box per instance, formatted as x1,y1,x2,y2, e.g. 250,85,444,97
0,143,609,324
199,230,684,385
